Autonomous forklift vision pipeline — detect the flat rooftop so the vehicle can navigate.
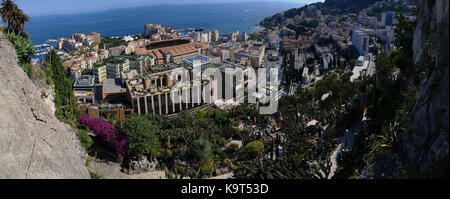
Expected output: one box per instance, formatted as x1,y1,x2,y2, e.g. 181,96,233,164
103,78,126,93
183,55,212,65
74,75,95,88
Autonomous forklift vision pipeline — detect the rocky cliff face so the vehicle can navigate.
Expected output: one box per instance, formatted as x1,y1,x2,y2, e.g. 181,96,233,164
360,0,448,178
408,0,449,176
0,32,90,179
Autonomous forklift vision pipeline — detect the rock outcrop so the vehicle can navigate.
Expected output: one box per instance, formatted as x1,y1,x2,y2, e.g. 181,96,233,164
360,0,449,178
122,155,158,175
408,0,449,176
0,32,90,179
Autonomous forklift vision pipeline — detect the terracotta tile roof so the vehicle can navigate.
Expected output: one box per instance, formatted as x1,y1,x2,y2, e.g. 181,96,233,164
159,42,209,57
149,50,164,59
135,48,148,56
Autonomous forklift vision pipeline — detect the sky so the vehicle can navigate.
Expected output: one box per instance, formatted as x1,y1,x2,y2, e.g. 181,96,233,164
15,0,324,16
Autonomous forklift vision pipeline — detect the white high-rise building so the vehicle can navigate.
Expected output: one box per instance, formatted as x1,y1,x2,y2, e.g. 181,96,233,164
352,29,369,56
211,30,220,42
200,31,211,43
191,31,211,43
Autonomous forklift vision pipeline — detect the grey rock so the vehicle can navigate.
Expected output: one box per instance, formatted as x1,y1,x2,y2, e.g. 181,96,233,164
214,167,230,176
409,0,449,175
123,155,157,175
360,0,449,178
0,32,90,179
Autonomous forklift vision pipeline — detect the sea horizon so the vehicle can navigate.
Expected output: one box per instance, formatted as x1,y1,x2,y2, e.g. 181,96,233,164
25,1,303,45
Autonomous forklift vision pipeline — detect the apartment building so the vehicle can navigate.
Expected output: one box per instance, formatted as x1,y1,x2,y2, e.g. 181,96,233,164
211,30,220,42
182,55,213,69
352,29,369,55
234,42,266,68
104,57,130,79
73,75,96,104
93,65,107,83
382,12,395,26
125,66,218,115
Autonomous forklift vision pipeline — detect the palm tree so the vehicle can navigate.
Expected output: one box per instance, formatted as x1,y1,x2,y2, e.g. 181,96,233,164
0,0,28,34
9,7,28,34
0,0,17,32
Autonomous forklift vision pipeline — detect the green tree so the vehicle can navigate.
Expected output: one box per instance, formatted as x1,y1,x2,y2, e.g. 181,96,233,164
313,158,333,179
81,68,92,75
8,6,28,34
0,0,16,33
244,141,264,159
122,115,159,159
233,158,314,179
333,148,364,179
45,49,78,123
393,14,416,74
192,139,213,162
0,0,28,35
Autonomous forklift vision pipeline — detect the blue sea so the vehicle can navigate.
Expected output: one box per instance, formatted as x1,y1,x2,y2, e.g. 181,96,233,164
25,2,302,45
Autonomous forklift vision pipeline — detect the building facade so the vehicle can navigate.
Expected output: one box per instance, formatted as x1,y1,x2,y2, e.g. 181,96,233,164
352,29,369,55
93,65,107,83
73,75,96,104
382,12,395,26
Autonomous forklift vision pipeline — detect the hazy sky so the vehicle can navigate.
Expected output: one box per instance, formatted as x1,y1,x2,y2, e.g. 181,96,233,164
15,0,324,16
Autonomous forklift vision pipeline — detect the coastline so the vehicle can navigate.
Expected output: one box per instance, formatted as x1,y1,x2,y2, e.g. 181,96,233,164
25,2,296,45
252,25,266,32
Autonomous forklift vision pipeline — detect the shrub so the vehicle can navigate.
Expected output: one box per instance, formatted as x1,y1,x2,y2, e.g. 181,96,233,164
222,158,234,169
77,129,93,150
192,139,213,162
349,59,357,67
89,170,103,179
78,116,128,156
196,110,207,119
121,115,159,158
6,33,34,77
199,160,216,178
244,141,264,159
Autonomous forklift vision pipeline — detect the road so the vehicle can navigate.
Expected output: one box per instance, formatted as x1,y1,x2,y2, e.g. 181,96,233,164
328,120,362,178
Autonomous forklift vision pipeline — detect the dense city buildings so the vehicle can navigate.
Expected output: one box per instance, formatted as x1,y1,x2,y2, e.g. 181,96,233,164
144,23,179,41
144,23,164,38
58,32,101,53
54,2,399,120
54,21,275,117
